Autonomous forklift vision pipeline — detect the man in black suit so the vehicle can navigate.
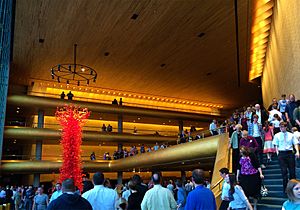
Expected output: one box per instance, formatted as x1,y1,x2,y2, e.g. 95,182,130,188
47,178,92,210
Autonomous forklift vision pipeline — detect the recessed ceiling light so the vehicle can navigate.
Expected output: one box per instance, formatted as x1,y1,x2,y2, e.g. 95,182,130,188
206,72,212,76
138,117,141,120
39,38,45,43
131,14,139,20
198,32,205,38
160,64,166,67
104,52,110,56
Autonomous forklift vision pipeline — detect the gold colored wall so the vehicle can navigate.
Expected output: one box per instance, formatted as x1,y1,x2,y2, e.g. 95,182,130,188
262,0,300,107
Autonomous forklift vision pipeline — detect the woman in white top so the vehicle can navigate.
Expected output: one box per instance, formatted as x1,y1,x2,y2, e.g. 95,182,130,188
227,174,253,210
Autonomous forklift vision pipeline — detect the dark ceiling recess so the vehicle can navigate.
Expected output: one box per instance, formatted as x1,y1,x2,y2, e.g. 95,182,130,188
131,14,139,20
160,63,166,67
38,38,44,43
104,52,110,56
198,33,205,38
206,72,212,76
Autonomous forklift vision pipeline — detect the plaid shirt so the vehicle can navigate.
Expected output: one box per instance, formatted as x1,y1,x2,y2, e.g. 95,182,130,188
248,122,263,138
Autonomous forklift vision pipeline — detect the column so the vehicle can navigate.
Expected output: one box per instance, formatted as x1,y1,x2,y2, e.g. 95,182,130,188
118,114,123,133
0,0,13,160
34,110,44,187
117,114,123,183
178,120,184,133
181,170,186,183
117,171,123,184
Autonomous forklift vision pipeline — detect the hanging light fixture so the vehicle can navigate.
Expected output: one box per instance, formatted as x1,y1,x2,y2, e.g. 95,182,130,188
50,44,98,86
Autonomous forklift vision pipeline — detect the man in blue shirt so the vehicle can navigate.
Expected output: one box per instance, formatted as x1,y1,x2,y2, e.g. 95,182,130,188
184,169,216,210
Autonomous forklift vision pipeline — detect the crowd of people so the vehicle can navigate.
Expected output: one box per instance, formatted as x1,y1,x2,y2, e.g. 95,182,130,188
0,170,214,210
222,94,300,209
101,143,169,160
2,169,300,210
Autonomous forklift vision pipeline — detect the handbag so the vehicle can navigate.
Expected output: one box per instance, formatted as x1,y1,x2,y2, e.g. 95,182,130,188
260,182,268,197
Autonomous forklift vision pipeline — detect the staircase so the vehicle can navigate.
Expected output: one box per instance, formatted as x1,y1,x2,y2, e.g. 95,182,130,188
257,155,288,210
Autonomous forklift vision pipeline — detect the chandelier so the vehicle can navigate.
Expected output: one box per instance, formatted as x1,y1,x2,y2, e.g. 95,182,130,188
50,44,97,86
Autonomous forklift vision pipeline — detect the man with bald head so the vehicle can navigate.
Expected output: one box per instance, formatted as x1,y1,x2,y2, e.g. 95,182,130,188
141,172,177,210
184,169,216,210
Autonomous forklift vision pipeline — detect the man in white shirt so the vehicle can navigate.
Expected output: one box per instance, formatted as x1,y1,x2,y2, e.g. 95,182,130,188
141,172,177,210
219,168,230,210
209,119,218,135
272,122,299,192
49,183,63,203
82,172,118,210
268,105,282,122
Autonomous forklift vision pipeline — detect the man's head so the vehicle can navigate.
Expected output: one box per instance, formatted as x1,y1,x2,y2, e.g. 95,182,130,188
132,174,142,185
255,104,260,111
219,168,229,179
93,172,105,185
192,169,205,185
280,122,288,133
175,179,182,188
242,130,248,138
128,180,136,191
152,172,162,185
282,94,286,99
62,179,76,193
272,98,277,104
37,187,43,194
213,119,217,124
289,94,295,102
55,183,62,191
253,114,259,123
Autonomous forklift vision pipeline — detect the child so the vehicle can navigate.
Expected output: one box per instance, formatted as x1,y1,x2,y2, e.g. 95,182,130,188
263,121,275,163
282,179,300,210
270,114,281,134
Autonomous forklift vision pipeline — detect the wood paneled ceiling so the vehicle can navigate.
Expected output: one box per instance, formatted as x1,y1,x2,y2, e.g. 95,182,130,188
11,0,260,109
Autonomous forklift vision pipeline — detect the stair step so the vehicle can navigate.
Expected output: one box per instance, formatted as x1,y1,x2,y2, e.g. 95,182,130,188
263,174,282,179
259,197,286,205
264,179,283,185
265,164,281,169
257,203,282,210
263,169,281,174
264,184,283,191
266,191,287,198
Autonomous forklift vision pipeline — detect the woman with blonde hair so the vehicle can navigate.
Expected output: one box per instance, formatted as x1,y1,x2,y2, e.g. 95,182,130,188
229,124,243,173
282,179,300,210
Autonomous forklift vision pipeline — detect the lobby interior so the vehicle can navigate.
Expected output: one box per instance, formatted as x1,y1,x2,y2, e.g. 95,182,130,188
0,0,300,209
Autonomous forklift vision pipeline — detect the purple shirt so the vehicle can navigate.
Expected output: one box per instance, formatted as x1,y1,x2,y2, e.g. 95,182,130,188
239,136,259,152
239,156,258,175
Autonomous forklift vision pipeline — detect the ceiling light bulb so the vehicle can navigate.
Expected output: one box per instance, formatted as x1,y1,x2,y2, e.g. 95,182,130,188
81,68,85,72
